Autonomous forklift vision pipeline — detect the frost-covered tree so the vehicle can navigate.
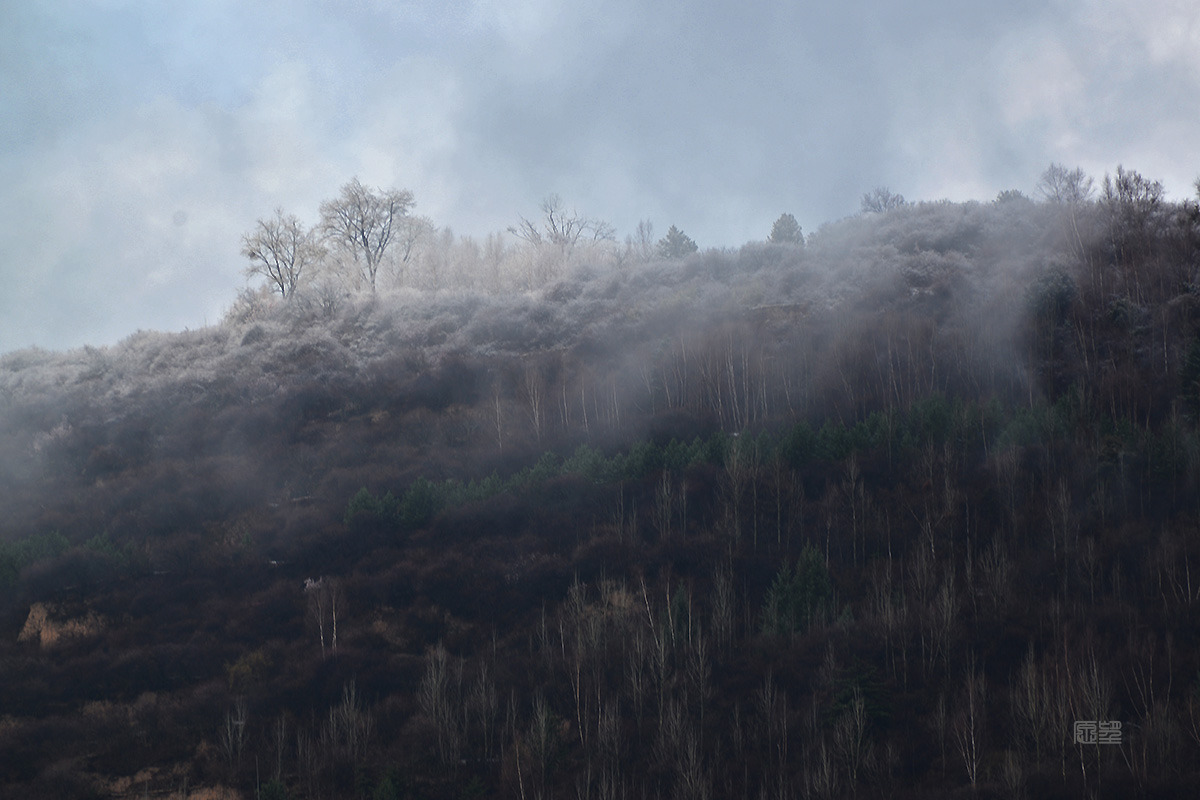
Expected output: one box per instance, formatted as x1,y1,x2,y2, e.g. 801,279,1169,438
241,209,324,298
1037,163,1095,258
657,225,698,259
861,187,907,214
1101,165,1163,214
626,219,656,261
396,215,435,267
1037,163,1094,205
1101,165,1166,267
768,213,803,245
319,178,415,292
508,194,615,251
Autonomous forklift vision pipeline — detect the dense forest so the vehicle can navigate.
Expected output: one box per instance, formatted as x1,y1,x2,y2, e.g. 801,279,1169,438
3,167,1200,799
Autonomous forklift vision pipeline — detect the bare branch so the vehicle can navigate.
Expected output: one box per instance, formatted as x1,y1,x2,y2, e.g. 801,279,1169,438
861,187,907,214
509,194,614,251
1037,163,1095,205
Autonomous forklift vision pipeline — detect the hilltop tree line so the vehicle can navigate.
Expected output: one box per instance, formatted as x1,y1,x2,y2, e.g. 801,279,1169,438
241,181,806,300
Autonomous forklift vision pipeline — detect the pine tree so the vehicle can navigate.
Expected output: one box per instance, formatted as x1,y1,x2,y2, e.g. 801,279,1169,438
768,213,803,245
658,225,699,259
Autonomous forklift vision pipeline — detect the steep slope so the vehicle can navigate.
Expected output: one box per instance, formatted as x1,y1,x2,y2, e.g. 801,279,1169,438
2,195,1200,798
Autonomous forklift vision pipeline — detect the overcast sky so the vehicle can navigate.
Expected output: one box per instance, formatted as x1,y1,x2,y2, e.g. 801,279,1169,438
3,0,1199,352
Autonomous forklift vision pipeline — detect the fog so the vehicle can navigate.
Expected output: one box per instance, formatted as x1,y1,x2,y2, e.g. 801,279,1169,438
2,183,1195,601
0,190,1142,534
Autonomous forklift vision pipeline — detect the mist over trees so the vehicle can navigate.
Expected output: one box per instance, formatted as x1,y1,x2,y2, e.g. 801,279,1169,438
5,163,1200,798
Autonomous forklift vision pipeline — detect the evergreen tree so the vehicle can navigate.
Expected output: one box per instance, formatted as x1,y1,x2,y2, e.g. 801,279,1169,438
768,213,804,245
761,545,832,636
657,225,698,259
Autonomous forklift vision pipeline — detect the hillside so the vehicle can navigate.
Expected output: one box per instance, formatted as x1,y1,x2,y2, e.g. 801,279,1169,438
3,187,1200,798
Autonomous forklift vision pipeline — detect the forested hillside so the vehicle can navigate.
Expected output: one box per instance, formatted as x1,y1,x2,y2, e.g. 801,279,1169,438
3,170,1200,799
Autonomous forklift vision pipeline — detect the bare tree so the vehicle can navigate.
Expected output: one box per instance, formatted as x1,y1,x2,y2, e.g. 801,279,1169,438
861,187,907,214
385,214,436,287
270,712,288,782
304,576,344,658
711,563,735,651
522,363,546,442
241,209,324,298
629,218,655,260
305,577,327,659
397,214,435,265
529,692,558,795
1037,163,1095,205
319,178,415,292
1038,163,1095,261
419,643,460,764
508,194,615,251
327,680,372,766
953,662,986,789
220,696,249,769
1011,646,1049,764
833,686,871,791
1100,164,1166,269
